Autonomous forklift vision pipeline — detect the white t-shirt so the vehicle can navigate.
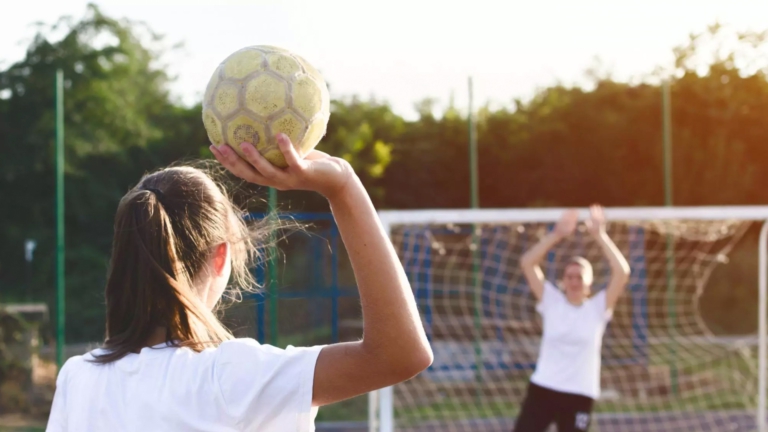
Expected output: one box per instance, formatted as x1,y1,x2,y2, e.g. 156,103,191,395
46,338,324,432
529,281,612,399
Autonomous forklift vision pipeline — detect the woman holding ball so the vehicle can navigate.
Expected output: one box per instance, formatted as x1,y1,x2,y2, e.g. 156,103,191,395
47,136,433,431
513,205,631,432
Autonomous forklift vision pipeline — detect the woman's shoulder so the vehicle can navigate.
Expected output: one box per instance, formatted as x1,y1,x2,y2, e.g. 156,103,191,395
216,337,267,356
54,354,89,385
63,354,88,368
215,338,323,364
542,280,565,298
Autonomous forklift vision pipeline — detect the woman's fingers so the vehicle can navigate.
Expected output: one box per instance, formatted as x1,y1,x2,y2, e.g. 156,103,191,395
209,144,265,183
590,204,605,222
211,136,349,196
210,145,272,186
276,134,304,169
238,142,292,186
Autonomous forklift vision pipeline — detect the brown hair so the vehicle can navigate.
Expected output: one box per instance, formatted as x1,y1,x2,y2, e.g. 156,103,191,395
92,165,269,363
564,256,594,286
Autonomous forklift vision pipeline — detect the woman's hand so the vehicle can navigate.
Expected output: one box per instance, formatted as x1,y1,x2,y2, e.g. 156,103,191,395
585,204,607,237
210,134,355,201
554,209,579,238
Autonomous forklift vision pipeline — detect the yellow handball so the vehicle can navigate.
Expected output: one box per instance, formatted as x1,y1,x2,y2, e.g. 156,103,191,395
202,46,330,167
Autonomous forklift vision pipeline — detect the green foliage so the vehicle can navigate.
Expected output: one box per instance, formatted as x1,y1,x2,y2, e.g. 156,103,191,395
323,98,401,202
0,5,203,342
1,6,767,342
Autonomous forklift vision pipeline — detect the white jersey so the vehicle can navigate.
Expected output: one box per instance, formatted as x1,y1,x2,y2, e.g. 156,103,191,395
530,281,612,399
46,338,323,432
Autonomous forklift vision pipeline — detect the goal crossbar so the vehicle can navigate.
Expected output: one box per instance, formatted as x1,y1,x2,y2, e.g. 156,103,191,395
378,205,768,226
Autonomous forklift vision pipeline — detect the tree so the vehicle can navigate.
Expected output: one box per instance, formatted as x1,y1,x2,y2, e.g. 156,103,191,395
0,4,192,341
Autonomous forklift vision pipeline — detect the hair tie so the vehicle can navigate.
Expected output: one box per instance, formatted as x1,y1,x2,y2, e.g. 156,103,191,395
143,187,165,202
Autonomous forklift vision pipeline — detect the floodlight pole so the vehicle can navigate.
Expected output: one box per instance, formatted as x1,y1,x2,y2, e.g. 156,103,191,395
468,77,483,388
469,77,479,209
55,69,66,369
663,81,673,210
662,79,678,394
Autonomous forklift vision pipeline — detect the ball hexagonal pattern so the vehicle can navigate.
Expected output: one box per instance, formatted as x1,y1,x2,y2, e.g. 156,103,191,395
202,46,330,167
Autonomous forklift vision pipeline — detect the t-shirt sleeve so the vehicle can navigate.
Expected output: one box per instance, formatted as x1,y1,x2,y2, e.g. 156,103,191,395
535,281,563,315
46,369,67,431
592,289,614,323
46,356,80,432
214,338,324,431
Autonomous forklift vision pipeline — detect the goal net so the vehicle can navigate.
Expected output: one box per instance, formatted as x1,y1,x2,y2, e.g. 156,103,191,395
372,207,768,432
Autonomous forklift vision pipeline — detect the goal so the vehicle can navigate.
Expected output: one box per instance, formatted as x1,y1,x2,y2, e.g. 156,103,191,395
368,206,768,432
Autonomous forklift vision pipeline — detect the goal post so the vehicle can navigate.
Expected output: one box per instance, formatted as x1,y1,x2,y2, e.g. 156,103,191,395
370,206,768,432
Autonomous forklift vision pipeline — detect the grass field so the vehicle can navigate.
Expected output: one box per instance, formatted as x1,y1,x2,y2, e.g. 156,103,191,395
4,338,757,431
388,338,759,431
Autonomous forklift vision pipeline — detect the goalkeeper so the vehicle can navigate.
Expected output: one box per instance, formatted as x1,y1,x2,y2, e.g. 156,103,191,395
514,205,631,432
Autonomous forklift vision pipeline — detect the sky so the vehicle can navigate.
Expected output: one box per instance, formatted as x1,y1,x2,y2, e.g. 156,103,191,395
2,0,767,119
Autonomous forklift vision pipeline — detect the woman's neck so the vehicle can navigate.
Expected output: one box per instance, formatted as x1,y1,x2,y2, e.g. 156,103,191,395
565,294,586,306
143,326,169,349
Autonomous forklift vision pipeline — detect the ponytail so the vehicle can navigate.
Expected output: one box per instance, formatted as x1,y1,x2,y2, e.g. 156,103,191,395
92,168,242,363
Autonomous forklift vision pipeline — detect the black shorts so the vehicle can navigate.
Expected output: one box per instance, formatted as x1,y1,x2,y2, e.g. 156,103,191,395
513,382,595,432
